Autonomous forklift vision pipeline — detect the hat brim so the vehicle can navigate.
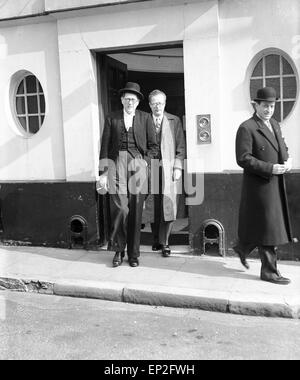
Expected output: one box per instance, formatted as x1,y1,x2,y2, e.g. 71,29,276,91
119,89,144,100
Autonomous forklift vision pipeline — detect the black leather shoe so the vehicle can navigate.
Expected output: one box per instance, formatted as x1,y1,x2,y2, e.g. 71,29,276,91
233,246,250,270
261,276,291,285
113,252,125,268
152,243,163,251
162,245,171,257
129,259,139,268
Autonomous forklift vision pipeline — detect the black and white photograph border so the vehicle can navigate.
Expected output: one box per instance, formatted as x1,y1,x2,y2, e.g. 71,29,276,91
0,0,300,363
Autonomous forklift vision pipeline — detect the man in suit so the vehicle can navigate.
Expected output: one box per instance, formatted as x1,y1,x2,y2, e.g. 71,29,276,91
97,82,158,268
145,89,186,257
234,87,293,284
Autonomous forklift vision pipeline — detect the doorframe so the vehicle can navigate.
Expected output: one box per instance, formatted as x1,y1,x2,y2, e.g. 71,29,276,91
96,41,184,127
95,41,188,246
95,41,183,55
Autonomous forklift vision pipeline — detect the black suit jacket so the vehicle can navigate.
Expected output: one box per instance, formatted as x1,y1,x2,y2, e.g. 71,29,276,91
99,110,158,173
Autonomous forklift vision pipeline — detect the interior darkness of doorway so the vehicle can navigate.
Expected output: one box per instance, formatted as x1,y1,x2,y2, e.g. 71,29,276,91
99,46,189,245
129,71,188,245
128,71,185,121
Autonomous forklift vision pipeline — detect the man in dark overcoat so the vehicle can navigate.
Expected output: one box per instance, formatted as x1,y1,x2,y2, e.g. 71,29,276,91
234,87,293,285
97,82,158,268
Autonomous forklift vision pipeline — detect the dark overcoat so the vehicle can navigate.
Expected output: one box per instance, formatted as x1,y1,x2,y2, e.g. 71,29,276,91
236,114,292,246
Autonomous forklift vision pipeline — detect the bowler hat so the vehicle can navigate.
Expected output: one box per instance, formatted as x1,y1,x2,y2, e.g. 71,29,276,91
119,82,144,100
254,87,278,102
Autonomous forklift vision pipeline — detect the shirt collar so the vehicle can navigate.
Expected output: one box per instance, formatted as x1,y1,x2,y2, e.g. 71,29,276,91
153,114,163,123
124,110,135,119
256,113,271,125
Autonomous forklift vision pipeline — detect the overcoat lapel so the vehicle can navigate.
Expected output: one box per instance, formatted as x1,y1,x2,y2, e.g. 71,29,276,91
116,111,125,134
270,119,288,163
255,117,279,152
133,111,141,146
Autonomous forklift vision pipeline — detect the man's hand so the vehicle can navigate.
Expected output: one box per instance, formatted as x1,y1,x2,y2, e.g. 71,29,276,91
96,174,109,193
272,164,287,175
284,157,293,173
173,168,182,182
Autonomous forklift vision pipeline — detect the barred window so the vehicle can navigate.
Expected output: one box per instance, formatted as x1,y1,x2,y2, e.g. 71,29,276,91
250,52,298,122
15,75,46,135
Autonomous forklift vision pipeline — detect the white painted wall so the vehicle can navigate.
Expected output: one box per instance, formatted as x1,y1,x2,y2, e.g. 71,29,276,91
183,0,221,173
1,0,299,182
0,22,66,181
219,0,300,170
55,0,222,177
0,0,45,19
45,0,148,13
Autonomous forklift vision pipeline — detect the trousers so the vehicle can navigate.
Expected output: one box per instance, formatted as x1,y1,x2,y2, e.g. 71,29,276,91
151,192,174,246
236,242,282,280
150,166,174,246
108,152,148,259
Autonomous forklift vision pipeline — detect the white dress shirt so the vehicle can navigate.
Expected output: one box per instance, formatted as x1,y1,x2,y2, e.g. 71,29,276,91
124,111,135,131
257,114,274,135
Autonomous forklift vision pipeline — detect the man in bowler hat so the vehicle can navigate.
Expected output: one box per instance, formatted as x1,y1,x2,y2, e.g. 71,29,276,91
97,82,158,268
234,87,293,285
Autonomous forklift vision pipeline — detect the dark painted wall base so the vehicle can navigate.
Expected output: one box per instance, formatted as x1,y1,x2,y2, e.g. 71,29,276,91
1,174,300,260
0,182,100,249
189,172,300,260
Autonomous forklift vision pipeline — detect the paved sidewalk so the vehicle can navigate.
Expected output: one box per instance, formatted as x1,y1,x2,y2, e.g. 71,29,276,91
0,245,300,319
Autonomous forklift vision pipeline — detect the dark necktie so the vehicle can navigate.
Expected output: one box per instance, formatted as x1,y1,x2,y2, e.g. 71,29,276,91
155,118,161,134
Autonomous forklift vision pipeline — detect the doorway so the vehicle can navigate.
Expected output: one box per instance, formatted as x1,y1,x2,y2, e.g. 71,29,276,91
97,45,189,248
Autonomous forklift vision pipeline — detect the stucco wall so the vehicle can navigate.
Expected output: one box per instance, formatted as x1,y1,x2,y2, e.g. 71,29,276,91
45,0,150,12
56,0,221,176
56,0,300,176
1,0,300,182
219,0,300,171
0,0,45,19
0,22,66,181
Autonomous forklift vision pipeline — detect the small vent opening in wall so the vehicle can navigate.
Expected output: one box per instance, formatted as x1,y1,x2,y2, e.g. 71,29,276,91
200,219,226,257
68,215,88,249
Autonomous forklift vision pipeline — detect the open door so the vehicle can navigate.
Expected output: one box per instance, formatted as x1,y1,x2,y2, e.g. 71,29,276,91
97,55,128,245
99,55,128,114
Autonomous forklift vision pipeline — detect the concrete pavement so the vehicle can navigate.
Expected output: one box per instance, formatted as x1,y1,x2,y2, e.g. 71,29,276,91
0,245,300,319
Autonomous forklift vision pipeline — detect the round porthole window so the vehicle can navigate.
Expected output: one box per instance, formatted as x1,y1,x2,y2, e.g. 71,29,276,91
250,51,298,122
14,73,46,135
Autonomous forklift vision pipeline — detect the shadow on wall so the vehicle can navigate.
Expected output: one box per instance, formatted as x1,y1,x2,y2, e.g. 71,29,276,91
0,0,45,19
1,22,64,179
1,0,218,180
220,0,300,113
55,0,212,40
